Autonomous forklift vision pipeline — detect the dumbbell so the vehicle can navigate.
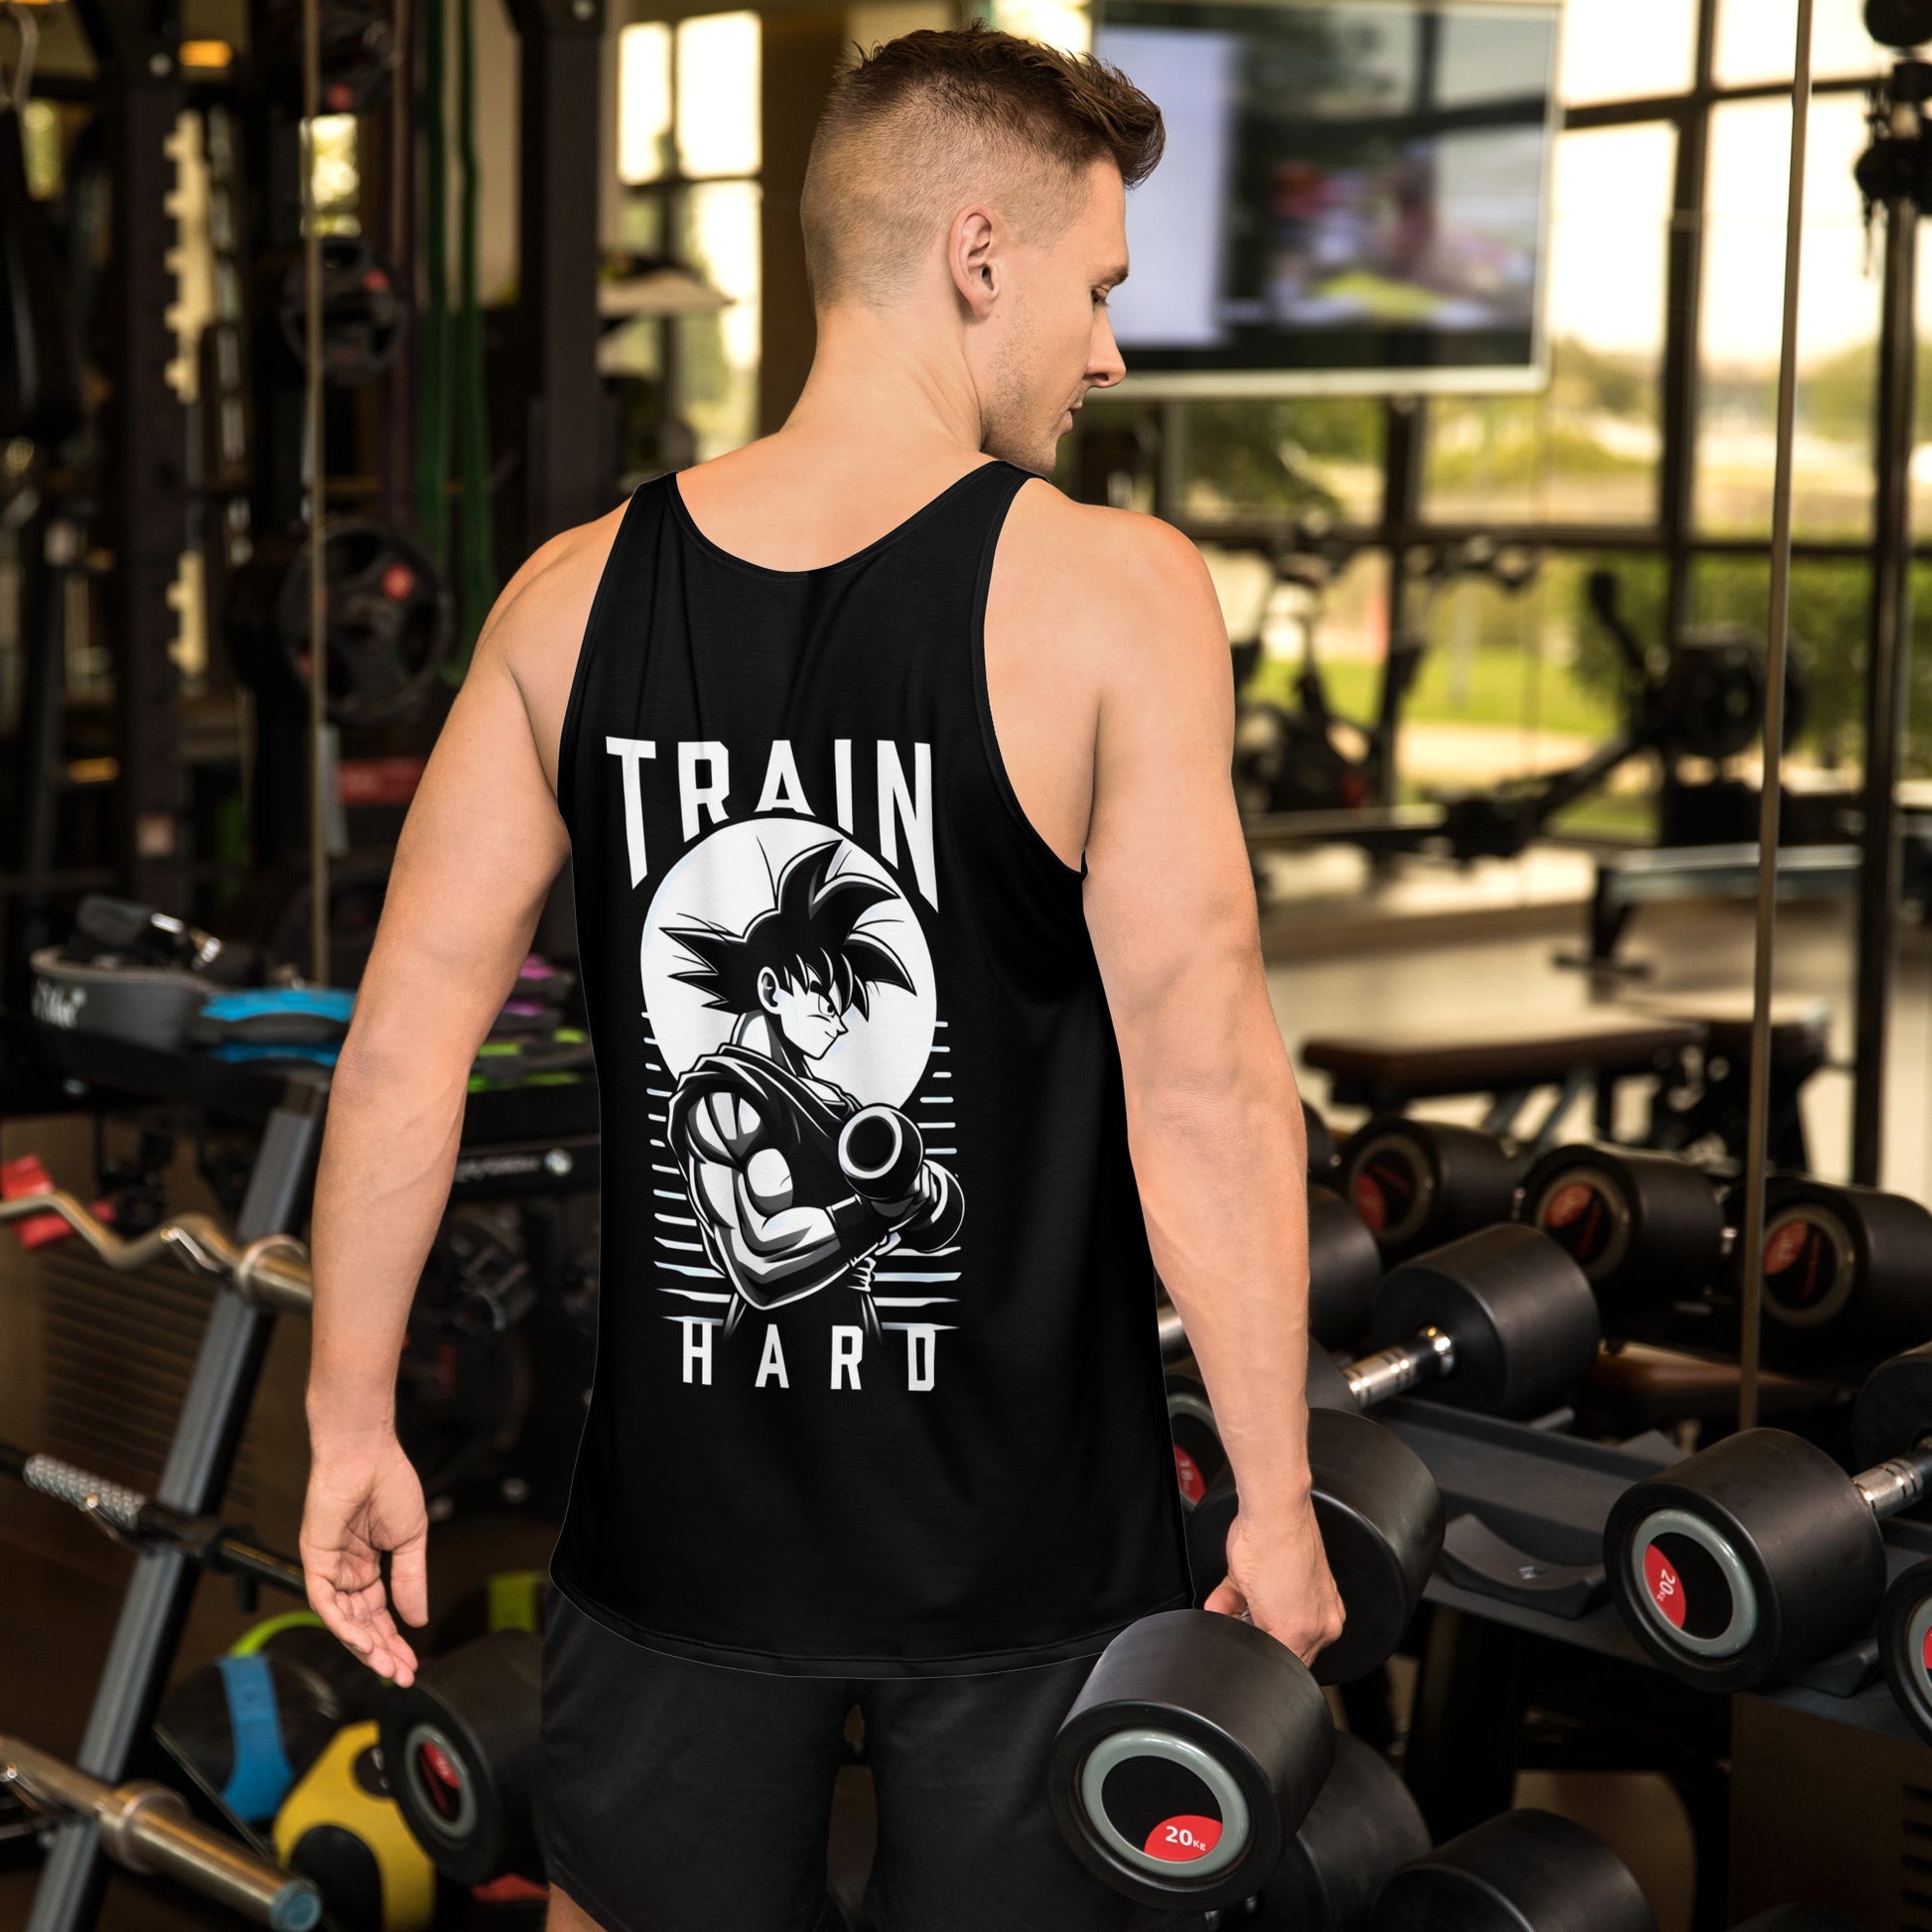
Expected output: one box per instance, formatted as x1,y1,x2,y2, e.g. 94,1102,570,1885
1342,1117,1518,1263
1519,1144,1729,1325
1370,1808,1657,1932
1880,1554,1932,1745
1167,1370,1225,1508
1306,1224,1601,1422
1605,1340,1932,1692
1049,1411,1443,1910
1753,1176,1932,1365
1258,1730,1430,1930
1187,1405,1444,1684
1159,1182,1384,1370
378,1629,541,1883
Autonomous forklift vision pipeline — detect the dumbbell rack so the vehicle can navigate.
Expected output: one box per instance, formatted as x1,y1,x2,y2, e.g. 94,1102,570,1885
1375,1394,1932,1928
0,1008,600,1932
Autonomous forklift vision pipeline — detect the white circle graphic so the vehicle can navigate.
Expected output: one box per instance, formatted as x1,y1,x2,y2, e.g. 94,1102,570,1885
638,815,936,1108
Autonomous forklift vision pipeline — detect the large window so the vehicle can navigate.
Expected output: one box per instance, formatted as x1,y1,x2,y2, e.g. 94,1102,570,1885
614,13,762,470
1065,0,1905,830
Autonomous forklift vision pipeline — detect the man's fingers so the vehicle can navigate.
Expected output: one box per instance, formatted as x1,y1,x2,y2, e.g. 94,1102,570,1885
388,1531,431,1629
1202,1577,1247,1619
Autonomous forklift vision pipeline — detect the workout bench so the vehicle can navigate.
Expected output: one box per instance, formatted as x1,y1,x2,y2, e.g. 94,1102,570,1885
1301,1013,1707,1154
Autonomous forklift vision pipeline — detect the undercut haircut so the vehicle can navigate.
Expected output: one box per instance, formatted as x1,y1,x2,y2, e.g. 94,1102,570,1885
799,21,1164,311
668,841,916,1021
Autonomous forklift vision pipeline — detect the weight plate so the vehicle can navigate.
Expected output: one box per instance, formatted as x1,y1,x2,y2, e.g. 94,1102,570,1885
277,236,409,386
1880,1558,1932,1749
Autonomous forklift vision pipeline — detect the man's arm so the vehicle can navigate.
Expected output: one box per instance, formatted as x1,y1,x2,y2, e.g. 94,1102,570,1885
299,512,618,1679
1080,512,1343,1664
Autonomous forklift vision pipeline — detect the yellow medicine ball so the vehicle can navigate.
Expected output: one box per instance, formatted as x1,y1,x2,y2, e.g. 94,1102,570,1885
273,1721,436,1932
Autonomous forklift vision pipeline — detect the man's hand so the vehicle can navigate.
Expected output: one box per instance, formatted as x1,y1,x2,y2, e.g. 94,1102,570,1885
1202,1495,1346,1671
300,1424,431,1688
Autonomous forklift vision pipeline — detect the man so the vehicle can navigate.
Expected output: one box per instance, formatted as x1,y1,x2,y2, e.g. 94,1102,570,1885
301,22,1341,1932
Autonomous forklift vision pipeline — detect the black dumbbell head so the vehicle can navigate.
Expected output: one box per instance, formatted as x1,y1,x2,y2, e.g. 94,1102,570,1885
1371,1808,1658,1932
378,1629,543,1884
1851,1339,1932,1472
1263,1731,1430,1931
1310,1182,1383,1349
1603,1430,1886,1694
1308,1345,1360,1414
1369,1225,1601,1419
1183,1411,1443,1688
1048,1609,1334,1910
1759,1181,1932,1366
1522,1145,1725,1321
1342,1118,1519,1262
1305,1407,1444,1686
1881,1556,1932,1747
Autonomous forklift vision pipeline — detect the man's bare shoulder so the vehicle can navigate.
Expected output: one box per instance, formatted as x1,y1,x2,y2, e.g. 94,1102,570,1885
487,501,629,681
481,500,631,791
999,480,1229,682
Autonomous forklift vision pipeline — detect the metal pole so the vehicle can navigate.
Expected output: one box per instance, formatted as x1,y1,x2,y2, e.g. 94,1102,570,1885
303,0,328,989
1852,181,1919,1184
1737,0,1815,1435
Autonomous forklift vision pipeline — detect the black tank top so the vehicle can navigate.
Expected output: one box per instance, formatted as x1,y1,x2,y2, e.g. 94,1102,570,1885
548,459,1192,1675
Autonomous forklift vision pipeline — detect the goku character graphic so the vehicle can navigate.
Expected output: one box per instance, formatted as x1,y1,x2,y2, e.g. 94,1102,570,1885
663,839,964,1340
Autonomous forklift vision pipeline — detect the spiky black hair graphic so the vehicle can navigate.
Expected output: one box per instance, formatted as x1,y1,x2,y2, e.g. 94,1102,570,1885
667,839,916,1019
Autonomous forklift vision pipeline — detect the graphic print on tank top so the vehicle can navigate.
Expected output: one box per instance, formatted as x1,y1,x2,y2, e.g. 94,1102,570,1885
630,777,962,1397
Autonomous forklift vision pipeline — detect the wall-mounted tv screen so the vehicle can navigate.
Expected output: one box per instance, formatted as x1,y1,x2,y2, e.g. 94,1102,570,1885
1092,0,1563,396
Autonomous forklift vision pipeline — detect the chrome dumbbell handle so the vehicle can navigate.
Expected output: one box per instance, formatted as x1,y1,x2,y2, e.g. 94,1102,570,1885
1342,1326,1457,1409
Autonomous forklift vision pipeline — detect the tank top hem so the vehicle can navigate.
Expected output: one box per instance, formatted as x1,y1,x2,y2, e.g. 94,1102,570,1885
547,1560,1193,1680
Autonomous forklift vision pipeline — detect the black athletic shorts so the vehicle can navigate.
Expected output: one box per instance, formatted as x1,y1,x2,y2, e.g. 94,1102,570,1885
535,1584,1189,1932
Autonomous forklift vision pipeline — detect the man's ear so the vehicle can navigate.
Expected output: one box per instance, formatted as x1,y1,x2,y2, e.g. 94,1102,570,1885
949,204,1001,318
756,966,781,1013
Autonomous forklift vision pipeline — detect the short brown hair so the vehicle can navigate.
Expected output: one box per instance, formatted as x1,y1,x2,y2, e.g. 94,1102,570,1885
800,21,1164,311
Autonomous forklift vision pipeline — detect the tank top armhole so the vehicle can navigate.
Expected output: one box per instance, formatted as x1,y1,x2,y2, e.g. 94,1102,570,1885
969,473,1089,887
555,480,657,826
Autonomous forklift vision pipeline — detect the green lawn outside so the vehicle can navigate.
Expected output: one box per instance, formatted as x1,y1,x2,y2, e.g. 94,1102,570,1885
1244,643,1623,742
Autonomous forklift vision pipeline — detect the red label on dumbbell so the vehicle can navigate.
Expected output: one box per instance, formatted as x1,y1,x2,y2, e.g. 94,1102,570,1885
1763,1218,1810,1282
1144,1816,1221,1863
1543,1181,1592,1229
416,1739,465,1820
1353,1173,1388,1232
381,563,417,602
1173,1447,1206,1506
1643,1543,1688,1630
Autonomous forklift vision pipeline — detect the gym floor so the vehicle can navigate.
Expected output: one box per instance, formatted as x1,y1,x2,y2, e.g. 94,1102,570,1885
6,874,1916,1932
